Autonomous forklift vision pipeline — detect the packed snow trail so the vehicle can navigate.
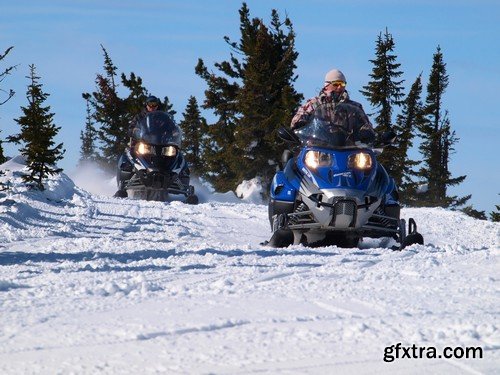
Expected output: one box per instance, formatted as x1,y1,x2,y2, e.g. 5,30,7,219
0,162,498,374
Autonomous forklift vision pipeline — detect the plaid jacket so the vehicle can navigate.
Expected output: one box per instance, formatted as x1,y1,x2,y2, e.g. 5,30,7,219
290,91,376,144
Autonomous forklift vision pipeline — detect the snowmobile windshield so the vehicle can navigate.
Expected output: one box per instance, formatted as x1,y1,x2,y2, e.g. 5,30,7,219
295,102,368,150
133,111,182,147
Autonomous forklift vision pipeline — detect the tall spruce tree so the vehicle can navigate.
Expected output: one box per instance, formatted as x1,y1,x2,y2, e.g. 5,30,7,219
178,96,207,173
8,65,65,190
196,3,302,192
393,75,425,205
1,45,16,165
79,95,98,164
417,46,469,207
195,58,239,191
360,28,405,176
83,46,128,169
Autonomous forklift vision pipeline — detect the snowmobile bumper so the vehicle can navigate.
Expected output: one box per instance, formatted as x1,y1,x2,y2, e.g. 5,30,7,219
268,198,424,249
125,170,191,196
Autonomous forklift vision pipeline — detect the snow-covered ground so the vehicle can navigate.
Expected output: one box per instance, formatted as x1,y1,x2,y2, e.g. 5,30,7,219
0,158,498,374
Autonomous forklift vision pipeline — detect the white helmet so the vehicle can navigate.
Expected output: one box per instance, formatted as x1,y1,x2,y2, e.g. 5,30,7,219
324,69,346,83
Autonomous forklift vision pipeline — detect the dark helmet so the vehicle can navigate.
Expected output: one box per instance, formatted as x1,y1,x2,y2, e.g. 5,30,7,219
146,95,160,106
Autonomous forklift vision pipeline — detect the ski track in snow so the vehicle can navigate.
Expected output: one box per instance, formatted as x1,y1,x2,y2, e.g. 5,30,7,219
0,169,499,374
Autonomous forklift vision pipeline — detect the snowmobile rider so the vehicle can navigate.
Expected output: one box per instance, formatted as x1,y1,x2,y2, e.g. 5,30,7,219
145,95,160,112
115,95,163,198
127,95,161,137
291,69,376,145
290,69,400,216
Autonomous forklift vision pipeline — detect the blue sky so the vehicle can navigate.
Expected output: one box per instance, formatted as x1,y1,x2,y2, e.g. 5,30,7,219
1,0,499,213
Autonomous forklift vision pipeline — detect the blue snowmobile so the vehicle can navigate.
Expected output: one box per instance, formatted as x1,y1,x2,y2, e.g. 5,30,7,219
267,102,423,249
116,111,198,204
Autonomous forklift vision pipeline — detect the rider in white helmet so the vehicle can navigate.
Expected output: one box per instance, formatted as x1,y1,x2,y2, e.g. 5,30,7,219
291,68,375,144
290,69,399,217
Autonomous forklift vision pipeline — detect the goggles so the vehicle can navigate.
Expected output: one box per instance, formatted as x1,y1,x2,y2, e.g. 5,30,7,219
146,102,159,108
325,80,346,88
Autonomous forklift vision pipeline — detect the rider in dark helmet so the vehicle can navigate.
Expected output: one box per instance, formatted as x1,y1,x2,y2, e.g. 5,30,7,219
145,95,161,112
125,95,162,138
115,95,163,198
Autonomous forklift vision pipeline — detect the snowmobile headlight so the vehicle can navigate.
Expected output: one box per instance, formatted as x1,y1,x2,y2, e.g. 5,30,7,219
135,142,154,155
348,152,372,170
162,146,177,157
304,151,333,169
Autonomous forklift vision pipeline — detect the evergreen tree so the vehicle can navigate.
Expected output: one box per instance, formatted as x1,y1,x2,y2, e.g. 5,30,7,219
195,58,239,191
83,45,128,169
360,28,405,176
84,46,174,170
490,199,500,222
162,96,177,120
461,205,486,220
393,75,425,205
8,65,65,190
417,46,469,207
79,95,98,164
0,138,5,165
196,3,302,192
1,45,16,165
0,45,15,106
121,72,148,122
0,130,6,167
178,96,207,173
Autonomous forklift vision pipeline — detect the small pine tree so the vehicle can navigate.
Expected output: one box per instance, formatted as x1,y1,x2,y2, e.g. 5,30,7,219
0,142,6,165
417,46,469,208
162,96,177,120
8,65,65,190
178,96,207,173
490,201,500,222
1,45,16,165
79,95,98,164
360,28,405,176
